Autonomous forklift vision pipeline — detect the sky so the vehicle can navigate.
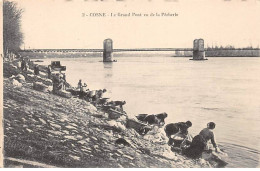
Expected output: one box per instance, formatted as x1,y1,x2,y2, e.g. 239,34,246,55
16,0,260,49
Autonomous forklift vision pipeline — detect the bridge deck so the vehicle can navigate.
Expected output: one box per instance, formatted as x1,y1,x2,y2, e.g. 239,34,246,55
20,48,260,53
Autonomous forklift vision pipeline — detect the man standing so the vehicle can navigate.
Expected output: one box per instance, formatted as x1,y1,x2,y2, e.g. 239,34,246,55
34,65,39,75
21,57,25,71
47,66,52,79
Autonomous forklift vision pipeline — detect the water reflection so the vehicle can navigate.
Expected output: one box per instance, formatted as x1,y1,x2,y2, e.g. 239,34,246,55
103,62,113,78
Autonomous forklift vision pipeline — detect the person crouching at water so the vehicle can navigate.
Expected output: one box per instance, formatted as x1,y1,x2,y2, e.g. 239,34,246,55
199,122,220,152
78,79,82,89
97,89,107,98
77,79,85,98
82,83,88,91
52,73,60,91
92,89,107,105
164,121,192,138
183,122,220,159
107,101,126,110
57,75,65,90
165,121,193,146
114,101,126,110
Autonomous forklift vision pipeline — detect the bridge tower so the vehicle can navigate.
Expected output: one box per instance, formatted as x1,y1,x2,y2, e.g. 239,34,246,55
193,39,206,60
103,38,113,62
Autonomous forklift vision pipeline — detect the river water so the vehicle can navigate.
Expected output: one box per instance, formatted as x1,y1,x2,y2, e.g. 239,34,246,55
38,56,260,167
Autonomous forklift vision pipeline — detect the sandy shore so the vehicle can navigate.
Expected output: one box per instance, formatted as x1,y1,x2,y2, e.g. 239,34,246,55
3,60,212,168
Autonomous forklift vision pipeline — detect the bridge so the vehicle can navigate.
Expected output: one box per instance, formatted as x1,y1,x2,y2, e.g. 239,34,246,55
19,38,260,61
18,38,208,61
20,48,258,53
21,48,194,53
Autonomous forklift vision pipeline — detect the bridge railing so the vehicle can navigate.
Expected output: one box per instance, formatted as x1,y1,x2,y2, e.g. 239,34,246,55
19,48,260,53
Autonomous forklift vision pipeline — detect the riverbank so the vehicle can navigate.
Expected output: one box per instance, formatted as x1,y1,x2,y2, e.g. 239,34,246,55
3,60,216,168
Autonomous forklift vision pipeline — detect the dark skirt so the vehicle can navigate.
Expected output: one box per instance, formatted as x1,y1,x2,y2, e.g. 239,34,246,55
183,134,207,159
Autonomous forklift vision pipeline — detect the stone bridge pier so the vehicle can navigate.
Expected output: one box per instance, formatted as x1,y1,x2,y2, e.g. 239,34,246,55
103,38,113,62
193,39,206,60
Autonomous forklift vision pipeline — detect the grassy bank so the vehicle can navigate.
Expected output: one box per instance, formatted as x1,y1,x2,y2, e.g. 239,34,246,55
3,60,212,168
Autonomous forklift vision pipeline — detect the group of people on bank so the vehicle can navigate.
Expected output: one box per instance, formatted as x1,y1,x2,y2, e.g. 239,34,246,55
76,80,123,110
135,111,221,159
18,57,68,92
17,57,221,160
52,73,67,91
17,57,128,115
77,79,107,104
75,79,127,114
75,76,221,159
164,121,220,158
20,57,40,75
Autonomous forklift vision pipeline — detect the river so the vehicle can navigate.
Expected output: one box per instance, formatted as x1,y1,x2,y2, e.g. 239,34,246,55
38,56,260,167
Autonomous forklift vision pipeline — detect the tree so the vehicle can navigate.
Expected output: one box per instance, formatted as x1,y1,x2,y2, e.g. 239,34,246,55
3,0,23,57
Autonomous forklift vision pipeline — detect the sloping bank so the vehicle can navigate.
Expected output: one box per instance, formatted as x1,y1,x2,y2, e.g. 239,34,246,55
3,61,212,168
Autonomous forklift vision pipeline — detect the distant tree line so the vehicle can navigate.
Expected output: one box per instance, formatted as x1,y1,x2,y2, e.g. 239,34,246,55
206,45,260,50
3,0,24,59
205,45,260,57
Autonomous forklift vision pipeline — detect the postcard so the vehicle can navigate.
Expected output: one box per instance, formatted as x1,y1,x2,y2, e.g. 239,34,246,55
1,0,260,168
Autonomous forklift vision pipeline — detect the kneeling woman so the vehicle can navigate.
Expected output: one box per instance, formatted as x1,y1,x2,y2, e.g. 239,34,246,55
183,122,220,159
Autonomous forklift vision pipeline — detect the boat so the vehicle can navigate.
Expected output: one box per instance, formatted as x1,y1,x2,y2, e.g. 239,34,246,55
49,61,66,71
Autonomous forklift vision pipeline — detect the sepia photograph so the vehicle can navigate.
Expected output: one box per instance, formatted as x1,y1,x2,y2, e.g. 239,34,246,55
1,0,260,168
